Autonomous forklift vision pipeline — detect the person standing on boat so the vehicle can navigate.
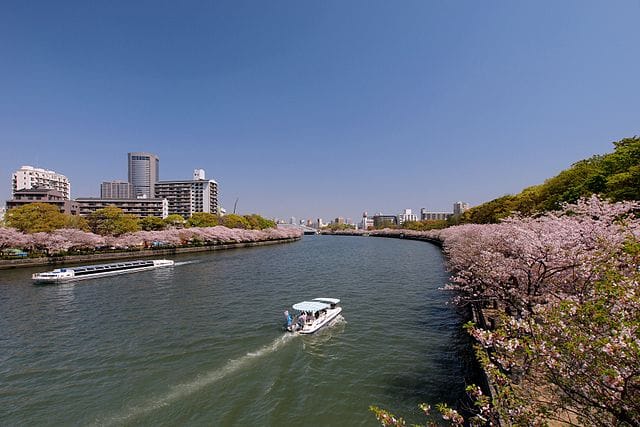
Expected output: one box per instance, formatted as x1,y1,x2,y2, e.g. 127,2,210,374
297,312,307,330
284,310,293,330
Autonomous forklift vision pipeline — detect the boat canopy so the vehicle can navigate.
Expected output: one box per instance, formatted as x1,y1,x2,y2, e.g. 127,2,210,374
292,301,330,312
313,297,340,305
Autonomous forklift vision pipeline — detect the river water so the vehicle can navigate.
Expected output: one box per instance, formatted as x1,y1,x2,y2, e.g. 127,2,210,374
0,235,476,426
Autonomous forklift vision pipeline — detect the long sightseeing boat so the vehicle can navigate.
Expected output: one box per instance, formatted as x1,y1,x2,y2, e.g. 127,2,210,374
284,297,342,334
32,259,174,284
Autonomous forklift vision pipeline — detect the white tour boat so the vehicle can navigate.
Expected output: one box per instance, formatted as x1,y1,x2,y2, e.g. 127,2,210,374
285,297,342,334
32,259,175,284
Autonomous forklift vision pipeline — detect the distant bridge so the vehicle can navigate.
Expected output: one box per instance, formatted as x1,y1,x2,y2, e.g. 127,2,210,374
277,224,319,235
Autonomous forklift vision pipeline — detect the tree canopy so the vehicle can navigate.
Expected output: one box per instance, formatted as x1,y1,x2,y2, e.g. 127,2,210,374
5,203,86,233
139,216,166,231
186,212,219,228
163,214,186,228
86,206,141,236
463,136,640,223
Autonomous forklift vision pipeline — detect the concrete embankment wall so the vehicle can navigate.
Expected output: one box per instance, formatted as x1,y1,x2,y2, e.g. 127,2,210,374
322,231,443,247
369,233,443,247
0,237,301,270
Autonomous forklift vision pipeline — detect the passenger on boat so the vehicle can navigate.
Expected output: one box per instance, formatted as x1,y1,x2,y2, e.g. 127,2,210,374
297,312,307,329
284,310,293,329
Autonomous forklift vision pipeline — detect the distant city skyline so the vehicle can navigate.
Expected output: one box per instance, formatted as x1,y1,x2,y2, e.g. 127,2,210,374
1,1,639,221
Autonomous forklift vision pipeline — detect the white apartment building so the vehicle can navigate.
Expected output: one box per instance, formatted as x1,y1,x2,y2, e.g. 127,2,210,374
12,165,71,199
154,169,219,218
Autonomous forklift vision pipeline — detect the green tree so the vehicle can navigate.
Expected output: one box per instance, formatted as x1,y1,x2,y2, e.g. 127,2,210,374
87,206,140,236
324,222,356,232
5,203,68,233
243,214,276,230
219,214,250,229
401,220,447,231
462,195,518,224
163,214,186,229
464,136,640,223
140,216,166,231
186,212,219,228
63,214,90,231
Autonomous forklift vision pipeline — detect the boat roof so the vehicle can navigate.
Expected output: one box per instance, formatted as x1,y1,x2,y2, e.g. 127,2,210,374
68,260,154,270
292,301,330,312
313,297,340,304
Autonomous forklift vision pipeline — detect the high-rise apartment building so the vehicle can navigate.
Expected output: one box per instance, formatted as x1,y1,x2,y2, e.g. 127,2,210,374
453,201,470,215
154,169,219,218
128,152,159,199
12,165,71,199
100,181,135,199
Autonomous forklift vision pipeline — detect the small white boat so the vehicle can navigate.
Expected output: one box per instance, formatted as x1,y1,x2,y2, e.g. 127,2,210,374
32,259,175,284
285,297,342,334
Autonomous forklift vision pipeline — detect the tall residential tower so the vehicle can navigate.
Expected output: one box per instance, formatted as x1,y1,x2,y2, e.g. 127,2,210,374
128,152,159,199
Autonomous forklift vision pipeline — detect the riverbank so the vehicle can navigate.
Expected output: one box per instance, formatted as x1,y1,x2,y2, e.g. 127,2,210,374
320,229,443,247
0,236,301,270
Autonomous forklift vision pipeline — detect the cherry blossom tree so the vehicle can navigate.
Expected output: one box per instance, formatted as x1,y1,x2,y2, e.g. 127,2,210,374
0,227,30,250
371,196,640,425
443,197,640,425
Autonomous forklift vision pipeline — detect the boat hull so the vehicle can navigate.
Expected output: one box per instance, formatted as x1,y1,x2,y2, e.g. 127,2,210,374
297,307,342,334
32,260,174,285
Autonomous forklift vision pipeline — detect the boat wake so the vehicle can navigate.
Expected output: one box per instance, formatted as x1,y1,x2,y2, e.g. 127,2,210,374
93,334,296,426
173,260,198,266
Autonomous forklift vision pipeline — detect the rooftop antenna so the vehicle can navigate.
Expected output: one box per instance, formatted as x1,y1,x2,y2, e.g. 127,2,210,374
233,197,239,214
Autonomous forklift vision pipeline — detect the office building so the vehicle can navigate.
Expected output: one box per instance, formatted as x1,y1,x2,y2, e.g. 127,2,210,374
128,152,159,198
154,169,219,218
372,213,397,228
12,165,71,199
76,197,168,218
101,181,135,199
7,188,79,215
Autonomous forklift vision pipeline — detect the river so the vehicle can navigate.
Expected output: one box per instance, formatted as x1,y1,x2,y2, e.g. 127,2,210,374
0,235,476,426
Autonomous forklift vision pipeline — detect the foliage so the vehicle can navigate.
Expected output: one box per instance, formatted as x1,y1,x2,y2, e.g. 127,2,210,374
139,216,166,231
463,136,640,223
186,212,219,228
374,220,397,230
370,395,486,426
6,203,70,233
242,214,276,230
401,220,447,231
86,206,141,236
219,214,250,229
441,196,640,425
323,222,356,232
63,214,90,231
163,214,186,228
370,197,640,425
0,225,302,255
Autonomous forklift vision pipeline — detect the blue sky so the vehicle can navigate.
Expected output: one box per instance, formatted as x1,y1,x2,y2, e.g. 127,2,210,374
1,1,639,221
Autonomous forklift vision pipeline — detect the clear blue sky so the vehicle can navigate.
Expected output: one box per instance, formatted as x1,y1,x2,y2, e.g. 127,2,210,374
1,1,639,222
